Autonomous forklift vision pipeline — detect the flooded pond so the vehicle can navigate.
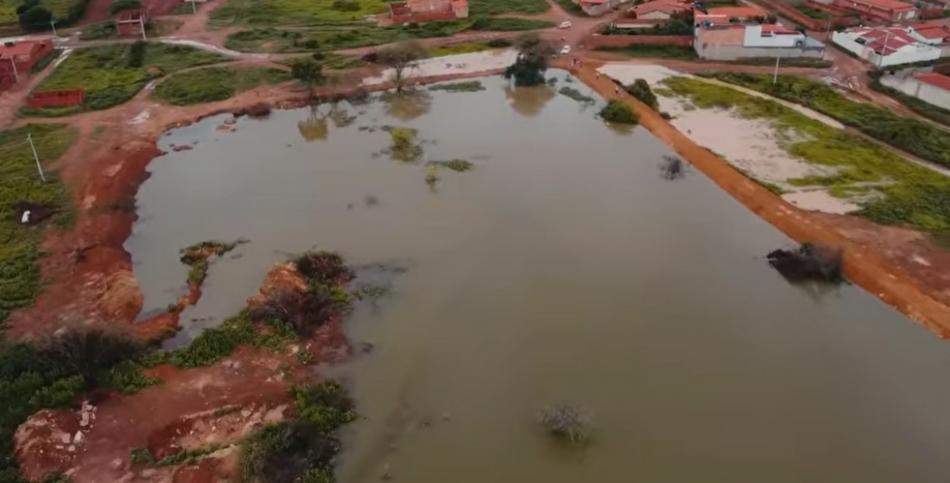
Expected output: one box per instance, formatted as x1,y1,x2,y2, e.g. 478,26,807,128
127,75,950,483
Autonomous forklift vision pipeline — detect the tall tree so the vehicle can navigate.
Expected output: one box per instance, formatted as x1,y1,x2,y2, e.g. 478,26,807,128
291,59,325,100
377,41,426,93
504,33,556,87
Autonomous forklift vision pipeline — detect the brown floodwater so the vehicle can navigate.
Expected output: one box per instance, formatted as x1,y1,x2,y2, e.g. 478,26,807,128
127,75,950,482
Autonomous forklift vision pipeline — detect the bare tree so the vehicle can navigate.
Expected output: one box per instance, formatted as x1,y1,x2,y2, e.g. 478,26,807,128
377,41,426,93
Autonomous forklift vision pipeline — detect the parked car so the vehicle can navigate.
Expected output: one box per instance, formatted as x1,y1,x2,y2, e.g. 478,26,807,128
560,45,571,55
559,21,573,29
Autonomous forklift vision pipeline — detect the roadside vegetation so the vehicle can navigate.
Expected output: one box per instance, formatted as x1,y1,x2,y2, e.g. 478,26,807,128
24,42,228,116
625,78,658,110
9,0,88,32
702,72,950,169
0,124,75,327
209,0,390,26
599,99,638,124
550,0,587,16
154,66,290,106
29,48,61,73
867,70,950,127
468,0,547,15
662,76,950,236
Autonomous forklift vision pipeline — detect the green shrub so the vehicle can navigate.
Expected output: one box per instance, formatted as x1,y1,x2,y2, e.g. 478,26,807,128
30,48,62,73
487,38,512,47
599,99,638,124
625,78,658,110
558,86,595,104
109,0,140,13
79,20,116,40
129,447,155,465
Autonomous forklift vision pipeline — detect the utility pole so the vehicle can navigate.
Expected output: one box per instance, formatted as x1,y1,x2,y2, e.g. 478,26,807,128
140,14,147,40
773,55,781,84
878,29,890,68
190,0,197,14
5,57,18,84
27,133,46,182
50,18,58,37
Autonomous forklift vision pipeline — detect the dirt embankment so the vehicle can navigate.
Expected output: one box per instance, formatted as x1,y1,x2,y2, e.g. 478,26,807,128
560,58,950,337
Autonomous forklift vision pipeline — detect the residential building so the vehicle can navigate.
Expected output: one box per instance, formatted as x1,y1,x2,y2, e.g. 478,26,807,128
0,38,54,91
695,22,826,60
388,0,468,23
831,26,941,66
910,19,950,56
630,0,691,20
809,0,917,23
881,70,950,108
575,0,631,16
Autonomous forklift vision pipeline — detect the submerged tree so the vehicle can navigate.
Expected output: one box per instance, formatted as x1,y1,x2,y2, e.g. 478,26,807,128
377,41,426,93
504,33,556,87
538,404,592,445
625,78,658,111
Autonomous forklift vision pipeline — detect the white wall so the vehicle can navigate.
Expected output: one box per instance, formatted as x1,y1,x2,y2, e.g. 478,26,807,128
831,30,941,66
882,74,950,109
639,10,672,20
743,25,806,48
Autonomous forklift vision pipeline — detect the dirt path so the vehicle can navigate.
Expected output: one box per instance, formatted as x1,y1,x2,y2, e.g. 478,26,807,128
562,58,950,337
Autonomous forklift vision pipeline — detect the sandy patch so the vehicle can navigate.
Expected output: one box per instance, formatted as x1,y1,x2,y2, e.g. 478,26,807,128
597,63,860,215
362,49,519,86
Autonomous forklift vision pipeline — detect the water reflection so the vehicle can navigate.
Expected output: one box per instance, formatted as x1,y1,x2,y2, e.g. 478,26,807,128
297,105,329,142
503,84,556,117
381,90,432,121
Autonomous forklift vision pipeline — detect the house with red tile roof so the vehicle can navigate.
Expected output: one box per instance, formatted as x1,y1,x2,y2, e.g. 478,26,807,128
910,19,950,56
631,0,691,20
694,5,768,26
832,26,941,66
388,0,468,24
881,70,950,109
0,38,54,91
810,0,917,22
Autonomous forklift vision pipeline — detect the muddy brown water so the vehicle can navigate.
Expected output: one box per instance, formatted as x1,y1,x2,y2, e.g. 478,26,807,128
127,75,950,482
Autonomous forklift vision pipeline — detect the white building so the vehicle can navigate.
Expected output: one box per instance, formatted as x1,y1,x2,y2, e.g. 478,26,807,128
695,24,826,61
831,27,941,67
882,71,950,109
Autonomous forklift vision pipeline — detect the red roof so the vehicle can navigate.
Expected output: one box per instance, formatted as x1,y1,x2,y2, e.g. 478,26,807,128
913,23,950,42
848,26,919,55
703,5,767,17
634,0,691,16
0,39,50,58
915,72,950,91
850,0,914,12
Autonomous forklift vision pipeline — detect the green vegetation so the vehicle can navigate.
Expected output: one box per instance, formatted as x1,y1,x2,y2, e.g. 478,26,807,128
505,33,555,86
209,0,390,27
428,80,485,92
239,382,355,483
427,41,493,57
0,326,149,480
702,72,950,169
468,0,548,15
558,86,595,104
78,19,115,39
154,66,289,106
469,17,552,31
10,0,89,31
0,124,75,326
180,240,244,286
596,43,697,59
30,48,61,73
550,0,587,16
385,126,423,162
128,447,156,465
109,0,139,13
599,99,638,124
25,43,227,116
427,159,474,171
662,76,950,235
868,70,950,127
795,4,830,19
625,78,658,110
224,21,468,53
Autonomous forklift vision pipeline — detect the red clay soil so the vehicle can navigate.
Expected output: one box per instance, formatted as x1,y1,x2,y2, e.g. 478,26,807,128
14,262,350,482
561,58,950,337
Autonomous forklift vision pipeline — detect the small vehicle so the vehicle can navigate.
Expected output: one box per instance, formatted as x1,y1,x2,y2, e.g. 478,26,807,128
559,20,573,29
560,45,572,55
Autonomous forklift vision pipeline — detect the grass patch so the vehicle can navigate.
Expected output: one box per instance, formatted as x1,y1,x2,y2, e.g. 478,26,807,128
225,20,470,53
428,80,485,92
558,86,594,104
469,17,553,31
179,240,244,285
30,48,62,73
468,0,548,15
702,72,950,169
0,0,88,25
427,159,473,171
384,125,423,162
663,76,950,235
0,124,75,326
550,0,587,16
153,66,290,105
209,0,390,27
24,42,227,116
597,43,697,59
79,20,116,39
426,41,493,57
